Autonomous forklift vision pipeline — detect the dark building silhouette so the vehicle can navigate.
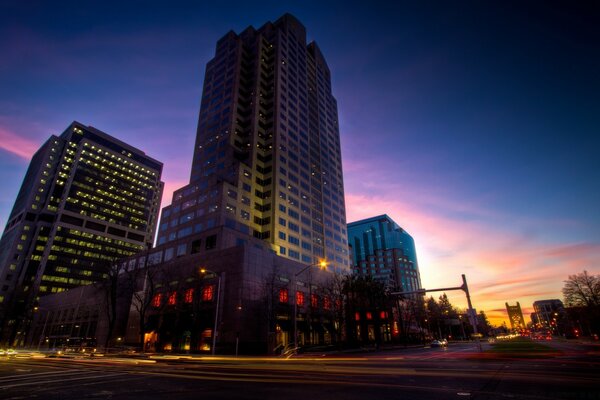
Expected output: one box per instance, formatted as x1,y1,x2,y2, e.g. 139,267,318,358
0,122,163,345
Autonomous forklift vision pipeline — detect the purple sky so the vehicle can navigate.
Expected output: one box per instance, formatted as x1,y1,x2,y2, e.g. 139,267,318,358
1,1,599,324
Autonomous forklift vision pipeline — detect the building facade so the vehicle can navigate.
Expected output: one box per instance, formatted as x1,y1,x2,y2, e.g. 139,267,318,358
0,122,163,345
156,14,350,274
347,214,421,292
29,236,342,354
533,299,566,334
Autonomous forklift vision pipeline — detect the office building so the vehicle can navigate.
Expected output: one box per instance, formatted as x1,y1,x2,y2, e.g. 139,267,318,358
28,14,359,354
156,13,350,273
0,122,163,345
348,214,421,292
533,299,566,334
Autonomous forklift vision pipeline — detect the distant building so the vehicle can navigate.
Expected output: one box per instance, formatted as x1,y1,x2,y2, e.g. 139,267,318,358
347,215,421,292
0,122,163,346
505,302,526,330
533,299,566,334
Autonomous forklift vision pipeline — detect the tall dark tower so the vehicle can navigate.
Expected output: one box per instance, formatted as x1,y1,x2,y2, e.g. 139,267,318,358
0,122,163,345
158,14,350,273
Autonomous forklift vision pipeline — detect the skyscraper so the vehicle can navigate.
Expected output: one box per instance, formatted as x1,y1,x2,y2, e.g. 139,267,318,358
0,122,163,345
157,14,350,273
348,214,421,292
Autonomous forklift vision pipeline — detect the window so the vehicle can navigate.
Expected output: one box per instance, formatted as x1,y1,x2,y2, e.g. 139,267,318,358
279,288,289,303
205,234,217,250
305,294,316,310
323,296,331,310
296,291,304,306
202,285,214,301
168,292,177,305
152,293,163,307
184,288,194,303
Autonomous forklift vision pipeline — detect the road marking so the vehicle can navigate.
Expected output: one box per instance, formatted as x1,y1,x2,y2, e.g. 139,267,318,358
0,372,127,389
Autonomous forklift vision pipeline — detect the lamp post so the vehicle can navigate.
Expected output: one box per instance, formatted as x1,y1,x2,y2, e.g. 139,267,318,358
34,306,50,351
293,260,327,350
200,268,222,356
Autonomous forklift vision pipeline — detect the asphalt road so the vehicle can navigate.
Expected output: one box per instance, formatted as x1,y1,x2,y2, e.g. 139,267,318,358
0,342,598,400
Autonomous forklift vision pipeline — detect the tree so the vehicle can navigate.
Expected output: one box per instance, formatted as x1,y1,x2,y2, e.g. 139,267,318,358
562,270,600,307
127,260,165,351
95,259,127,351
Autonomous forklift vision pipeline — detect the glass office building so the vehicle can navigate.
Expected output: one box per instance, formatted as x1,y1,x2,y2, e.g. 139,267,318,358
348,215,421,292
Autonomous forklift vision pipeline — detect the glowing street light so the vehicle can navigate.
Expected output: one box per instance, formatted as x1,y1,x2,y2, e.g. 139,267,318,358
293,259,327,350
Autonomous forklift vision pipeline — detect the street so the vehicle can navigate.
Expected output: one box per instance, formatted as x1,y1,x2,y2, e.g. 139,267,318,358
0,342,598,399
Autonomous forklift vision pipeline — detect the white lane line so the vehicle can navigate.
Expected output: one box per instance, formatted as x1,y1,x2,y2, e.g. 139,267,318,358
0,372,127,389
0,369,100,382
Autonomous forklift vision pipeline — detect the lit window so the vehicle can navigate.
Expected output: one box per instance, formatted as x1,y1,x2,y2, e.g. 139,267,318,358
380,311,388,319
296,291,304,306
323,296,331,310
152,293,163,307
355,312,360,321
311,294,318,308
366,312,372,320
279,288,289,303
184,288,194,303
168,292,177,305
202,285,214,301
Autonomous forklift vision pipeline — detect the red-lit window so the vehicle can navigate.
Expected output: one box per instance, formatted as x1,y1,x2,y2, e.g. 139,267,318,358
366,312,373,320
380,311,388,319
168,292,177,305
202,285,214,301
311,294,318,308
296,291,304,306
335,299,342,310
279,288,288,303
323,296,331,310
152,293,162,307
355,312,360,321
184,288,194,303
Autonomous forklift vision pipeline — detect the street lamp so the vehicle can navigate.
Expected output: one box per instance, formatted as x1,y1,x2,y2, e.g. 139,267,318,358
200,268,222,356
293,260,327,349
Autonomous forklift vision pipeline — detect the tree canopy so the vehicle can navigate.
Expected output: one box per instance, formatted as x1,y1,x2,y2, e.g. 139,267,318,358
562,270,600,307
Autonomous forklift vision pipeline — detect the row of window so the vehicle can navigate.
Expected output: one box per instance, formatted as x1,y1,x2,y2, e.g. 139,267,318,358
278,289,336,310
151,285,215,307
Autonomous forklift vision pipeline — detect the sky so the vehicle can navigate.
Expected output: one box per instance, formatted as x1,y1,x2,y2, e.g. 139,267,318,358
1,0,599,326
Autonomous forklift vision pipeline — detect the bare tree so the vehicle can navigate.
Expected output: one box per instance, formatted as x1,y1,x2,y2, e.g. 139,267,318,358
563,270,600,307
95,259,127,351
127,261,165,351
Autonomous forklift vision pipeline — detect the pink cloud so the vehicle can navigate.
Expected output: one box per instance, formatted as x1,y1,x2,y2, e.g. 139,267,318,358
0,126,40,159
